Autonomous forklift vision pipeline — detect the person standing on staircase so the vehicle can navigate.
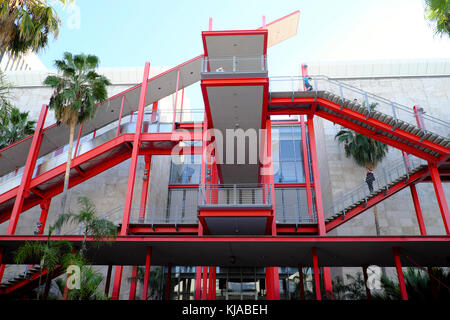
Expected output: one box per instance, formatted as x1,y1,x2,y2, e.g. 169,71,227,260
304,77,313,91
366,168,375,193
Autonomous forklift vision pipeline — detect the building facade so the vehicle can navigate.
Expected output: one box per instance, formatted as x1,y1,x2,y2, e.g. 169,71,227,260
0,13,449,300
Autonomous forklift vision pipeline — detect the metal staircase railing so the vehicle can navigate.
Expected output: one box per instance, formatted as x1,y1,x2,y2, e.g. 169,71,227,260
269,75,450,143
325,156,428,223
0,109,204,197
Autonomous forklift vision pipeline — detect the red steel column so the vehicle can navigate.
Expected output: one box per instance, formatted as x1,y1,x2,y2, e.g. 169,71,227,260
139,155,152,222
172,69,180,131
165,263,172,300
306,116,326,235
111,266,123,300
300,116,313,218
208,266,214,300
7,104,48,235
393,247,408,300
195,114,209,299
323,267,333,299
312,247,322,300
0,105,48,282
202,266,208,300
410,184,427,235
112,63,150,299
195,266,202,300
264,118,280,300
116,95,126,137
142,247,152,300
121,61,150,235
37,198,51,234
298,265,305,300
429,164,450,235
129,266,138,300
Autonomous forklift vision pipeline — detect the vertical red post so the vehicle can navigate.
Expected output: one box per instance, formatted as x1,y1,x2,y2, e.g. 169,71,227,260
195,266,202,300
262,15,266,28
37,198,51,234
393,247,408,300
165,263,172,300
6,104,48,236
74,124,83,157
208,17,213,31
323,267,333,299
121,61,150,236
129,266,138,300
300,116,313,217
151,101,158,122
139,155,152,222
266,267,273,300
410,184,427,235
362,265,372,300
312,247,322,300
202,266,208,300
112,63,150,299
208,267,213,300
142,247,152,300
307,116,326,235
212,267,216,300
172,69,180,131
298,265,305,300
116,95,126,137
429,164,450,235
111,266,123,300
104,264,113,296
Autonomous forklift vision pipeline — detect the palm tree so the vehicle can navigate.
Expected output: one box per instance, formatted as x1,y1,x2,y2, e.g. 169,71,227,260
50,196,117,300
55,257,108,300
44,53,111,217
0,0,72,55
335,102,389,236
373,267,450,300
0,106,36,149
424,0,450,37
52,196,117,257
128,266,165,300
0,70,12,109
14,225,73,300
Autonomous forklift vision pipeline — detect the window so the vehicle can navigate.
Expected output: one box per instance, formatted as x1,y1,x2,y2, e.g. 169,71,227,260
169,154,201,184
272,125,311,183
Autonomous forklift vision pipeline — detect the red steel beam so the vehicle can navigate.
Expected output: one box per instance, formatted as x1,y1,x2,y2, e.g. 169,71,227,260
307,116,326,235
429,164,450,235
312,247,321,300
142,247,152,300
121,62,151,236
410,184,427,235
393,247,408,300
129,266,138,300
6,105,47,235
300,115,314,218
138,155,152,222
112,62,151,300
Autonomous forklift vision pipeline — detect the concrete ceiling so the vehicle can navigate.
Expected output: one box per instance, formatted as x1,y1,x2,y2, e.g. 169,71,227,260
1,236,449,267
206,85,264,184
